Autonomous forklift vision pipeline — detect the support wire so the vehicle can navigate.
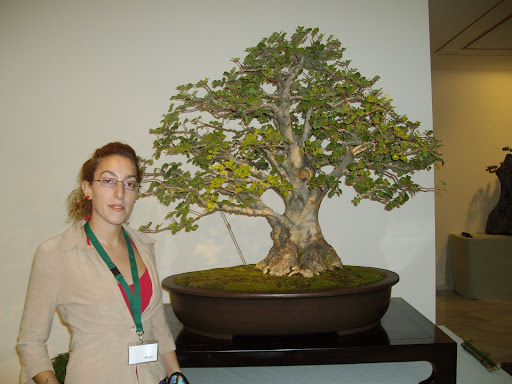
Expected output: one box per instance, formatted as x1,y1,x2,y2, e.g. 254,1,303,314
220,211,247,265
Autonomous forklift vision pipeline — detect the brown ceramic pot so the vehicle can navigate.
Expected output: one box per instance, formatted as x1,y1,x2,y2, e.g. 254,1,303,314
162,267,399,339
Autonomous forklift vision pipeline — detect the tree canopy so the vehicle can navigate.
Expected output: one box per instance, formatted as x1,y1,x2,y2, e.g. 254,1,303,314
140,26,442,240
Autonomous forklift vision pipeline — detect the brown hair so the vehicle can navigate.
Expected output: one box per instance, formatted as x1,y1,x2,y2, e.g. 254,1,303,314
67,142,141,222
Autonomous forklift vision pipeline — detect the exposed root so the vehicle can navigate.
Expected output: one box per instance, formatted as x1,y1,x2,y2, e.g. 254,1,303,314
255,239,343,277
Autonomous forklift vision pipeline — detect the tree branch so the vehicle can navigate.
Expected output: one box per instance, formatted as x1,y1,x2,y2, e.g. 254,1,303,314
300,108,314,146
143,209,217,233
217,200,282,221
220,150,269,181
263,149,290,183
242,102,280,117
328,148,355,180
275,57,305,144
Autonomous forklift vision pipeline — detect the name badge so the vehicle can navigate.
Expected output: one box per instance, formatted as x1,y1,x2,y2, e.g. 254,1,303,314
128,341,158,365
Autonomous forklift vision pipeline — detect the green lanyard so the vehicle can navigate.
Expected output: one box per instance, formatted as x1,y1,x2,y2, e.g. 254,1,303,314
84,221,144,337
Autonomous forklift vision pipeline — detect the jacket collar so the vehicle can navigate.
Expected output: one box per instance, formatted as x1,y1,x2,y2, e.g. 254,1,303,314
59,220,156,252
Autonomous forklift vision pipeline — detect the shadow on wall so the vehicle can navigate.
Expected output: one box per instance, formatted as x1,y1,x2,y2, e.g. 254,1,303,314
465,180,500,233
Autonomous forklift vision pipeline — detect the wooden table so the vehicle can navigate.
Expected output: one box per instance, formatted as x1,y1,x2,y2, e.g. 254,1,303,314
164,298,457,384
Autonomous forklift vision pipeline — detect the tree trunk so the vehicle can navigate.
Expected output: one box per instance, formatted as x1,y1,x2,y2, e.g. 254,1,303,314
256,191,343,277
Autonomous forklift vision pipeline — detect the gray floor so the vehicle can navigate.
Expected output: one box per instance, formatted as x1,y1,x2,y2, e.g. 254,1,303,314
436,290,512,367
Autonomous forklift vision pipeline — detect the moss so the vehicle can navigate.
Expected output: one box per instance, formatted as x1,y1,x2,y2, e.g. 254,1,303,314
175,265,386,292
52,352,69,383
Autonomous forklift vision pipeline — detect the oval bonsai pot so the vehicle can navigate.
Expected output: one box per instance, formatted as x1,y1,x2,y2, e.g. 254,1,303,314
162,267,399,339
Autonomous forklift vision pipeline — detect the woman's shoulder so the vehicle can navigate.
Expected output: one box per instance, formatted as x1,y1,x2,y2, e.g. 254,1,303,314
37,222,86,253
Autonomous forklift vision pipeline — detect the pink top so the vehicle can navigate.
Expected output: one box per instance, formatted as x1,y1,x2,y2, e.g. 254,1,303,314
119,268,153,314
85,225,153,315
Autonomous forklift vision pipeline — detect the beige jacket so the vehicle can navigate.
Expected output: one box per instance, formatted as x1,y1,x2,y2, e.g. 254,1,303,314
18,221,176,384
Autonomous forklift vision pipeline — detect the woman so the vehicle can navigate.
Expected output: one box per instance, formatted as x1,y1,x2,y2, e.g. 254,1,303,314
18,142,185,384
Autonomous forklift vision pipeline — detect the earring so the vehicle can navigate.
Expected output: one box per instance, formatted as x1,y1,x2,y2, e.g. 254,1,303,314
86,195,90,199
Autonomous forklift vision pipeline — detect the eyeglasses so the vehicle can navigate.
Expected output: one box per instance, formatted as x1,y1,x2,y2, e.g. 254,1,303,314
93,177,140,191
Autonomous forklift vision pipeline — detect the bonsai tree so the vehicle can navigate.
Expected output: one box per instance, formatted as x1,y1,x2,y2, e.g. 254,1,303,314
485,146,512,235
140,27,442,277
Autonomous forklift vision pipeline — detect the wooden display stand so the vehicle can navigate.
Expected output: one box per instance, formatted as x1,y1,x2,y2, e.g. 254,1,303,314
165,298,457,384
449,233,512,299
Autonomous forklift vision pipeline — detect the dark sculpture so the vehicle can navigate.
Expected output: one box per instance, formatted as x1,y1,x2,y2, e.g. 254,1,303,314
486,148,512,236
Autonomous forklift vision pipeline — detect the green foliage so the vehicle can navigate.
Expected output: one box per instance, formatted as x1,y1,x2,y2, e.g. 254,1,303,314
141,26,443,234
51,352,69,383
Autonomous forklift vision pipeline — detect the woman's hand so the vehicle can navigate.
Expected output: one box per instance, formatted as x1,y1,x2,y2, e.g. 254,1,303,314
33,370,59,384
162,350,182,376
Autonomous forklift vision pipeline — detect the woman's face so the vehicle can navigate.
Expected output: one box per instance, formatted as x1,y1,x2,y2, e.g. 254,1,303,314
82,155,139,228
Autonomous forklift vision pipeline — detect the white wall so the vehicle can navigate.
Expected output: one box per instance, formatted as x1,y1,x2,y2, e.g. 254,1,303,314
0,1,434,381
432,70,512,289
